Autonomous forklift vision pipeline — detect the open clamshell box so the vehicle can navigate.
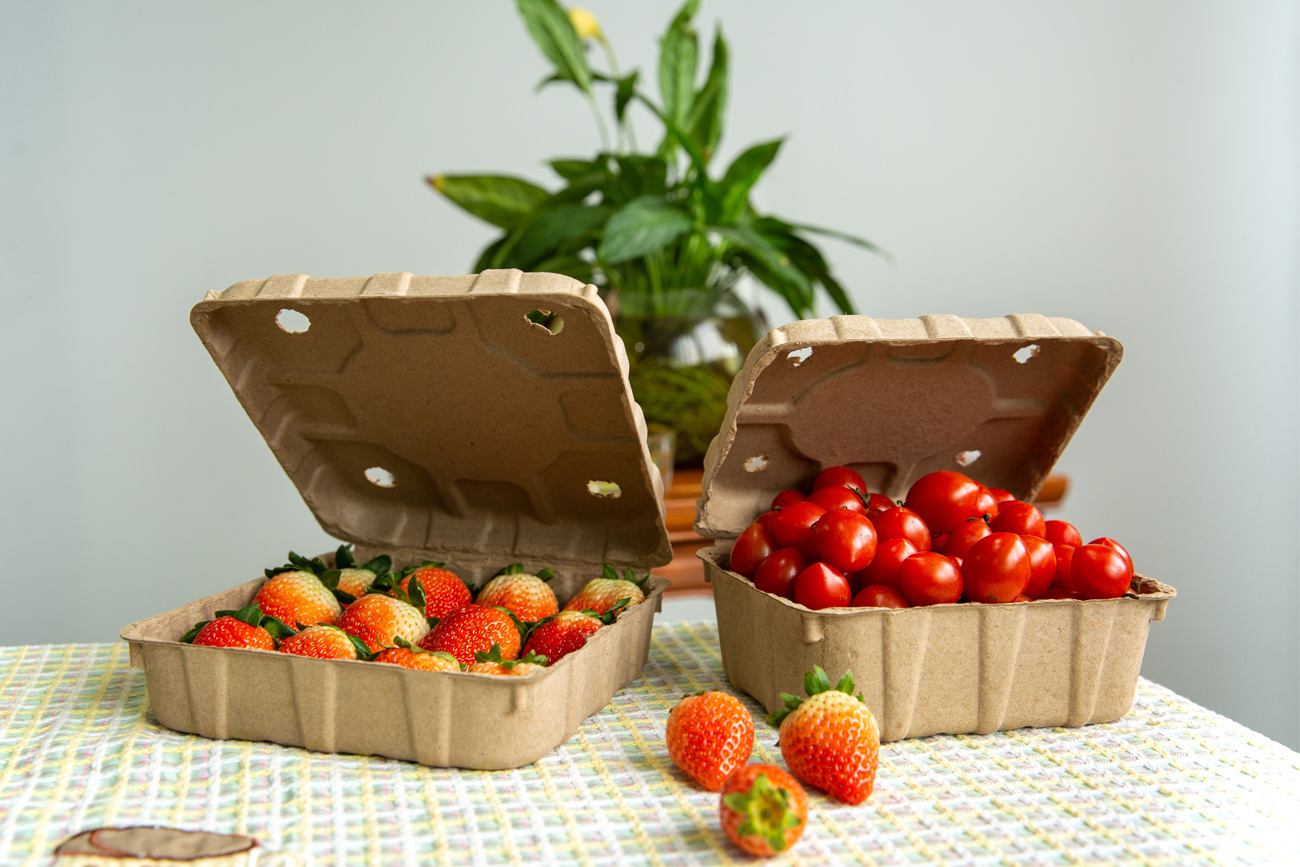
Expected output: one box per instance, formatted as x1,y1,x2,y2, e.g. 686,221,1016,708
695,314,1175,742
120,270,672,769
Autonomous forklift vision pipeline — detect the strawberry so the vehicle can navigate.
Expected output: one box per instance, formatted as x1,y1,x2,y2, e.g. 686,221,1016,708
253,568,343,629
468,646,549,676
767,666,880,805
521,607,618,664
180,605,292,651
278,624,372,660
392,562,472,620
336,591,431,653
374,637,461,672
562,564,649,615
474,564,559,622
418,605,521,667
329,545,391,602
665,691,755,791
719,764,808,857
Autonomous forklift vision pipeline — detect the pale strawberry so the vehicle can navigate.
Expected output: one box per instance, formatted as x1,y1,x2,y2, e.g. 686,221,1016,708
767,667,880,805
468,646,548,676
719,764,808,857
521,608,614,664
336,592,431,653
396,563,472,620
253,570,343,629
374,638,461,672
328,545,390,602
562,564,649,615
278,624,371,660
475,564,559,622
335,568,375,601
418,605,521,667
666,692,755,791
181,605,290,651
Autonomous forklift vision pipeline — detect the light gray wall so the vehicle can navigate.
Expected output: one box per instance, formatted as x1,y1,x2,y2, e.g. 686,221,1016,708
2,1,1297,749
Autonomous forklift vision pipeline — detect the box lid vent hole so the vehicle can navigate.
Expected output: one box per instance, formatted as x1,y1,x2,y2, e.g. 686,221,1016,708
276,308,310,334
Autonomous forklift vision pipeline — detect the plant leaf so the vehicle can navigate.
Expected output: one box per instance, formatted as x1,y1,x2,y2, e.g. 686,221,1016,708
429,174,550,231
615,71,639,124
788,220,891,261
473,235,510,273
598,197,692,265
715,224,814,317
686,26,728,160
493,204,611,269
549,158,601,180
515,0,593,95
719,138,784,223
658,0,701,136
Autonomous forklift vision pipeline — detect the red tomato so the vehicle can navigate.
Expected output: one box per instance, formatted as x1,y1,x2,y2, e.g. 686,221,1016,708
1089,537,1134,573
864,492,895,519
972,486,999,520
812,466,866,495
897,552,963,606
1038,586,1083,600
1072,544,1134,599
930,532,949,552
1051,544,1076,592
809,509,877,574
961,532,1030,603
753,548,807,599
1010,595,1032,603
807,484,867,515
768,501,827,553
873,506,931,553
990,501,1046,537
1044,520,1083,547
987,488,1016,507
793,562,852,610
905,471,982,535
941,518,992,558
1020,535,1057,598
755,510,781,532
848,537,918,594
770,490,805,511
851,585,909,609
729,523,776,578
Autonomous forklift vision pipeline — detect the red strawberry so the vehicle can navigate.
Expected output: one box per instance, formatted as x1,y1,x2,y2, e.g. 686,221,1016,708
666,691,755,791
562,564,649,615
181,605,290,651
336,592,431,653
374,638,461,672
475,564,559,622
398,563,472,620
768,667,880,805
278,624,371,660
418,605,521,667
468,646,549,676
254,569,342,629
521,608,615,664
719,764,808,857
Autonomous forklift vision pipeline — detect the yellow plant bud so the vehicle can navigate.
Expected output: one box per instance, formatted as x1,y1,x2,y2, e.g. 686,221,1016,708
568,7,603,42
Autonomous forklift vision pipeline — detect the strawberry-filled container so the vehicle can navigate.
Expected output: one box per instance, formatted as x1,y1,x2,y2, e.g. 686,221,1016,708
120,270,672,769
695,314,1175,742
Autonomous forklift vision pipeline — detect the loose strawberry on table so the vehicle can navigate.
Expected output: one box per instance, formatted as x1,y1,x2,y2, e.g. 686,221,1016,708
475,564,559,623
563,565,649,615
719,764,808,857
665,691,754,791
419,605,522,667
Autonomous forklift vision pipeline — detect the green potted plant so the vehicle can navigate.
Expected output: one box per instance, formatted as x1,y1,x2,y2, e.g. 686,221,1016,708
428,0,885,465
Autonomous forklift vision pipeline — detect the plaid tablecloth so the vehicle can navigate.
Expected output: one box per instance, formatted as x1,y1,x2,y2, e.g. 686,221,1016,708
2,624,1297,866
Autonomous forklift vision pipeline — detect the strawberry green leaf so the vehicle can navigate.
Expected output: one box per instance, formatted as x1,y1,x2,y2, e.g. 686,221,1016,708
363,555,392,575
835,671,856,696
724,773,799,853
536,568,556,583
318,570,341,591
475,643,508,665
332,589,357,606
180,621,210,644
602,563,619,581
261,616,294,641
518,650,549,667
346,633,375,661
407,576,427,611
334,545,357,569
805,666,832,698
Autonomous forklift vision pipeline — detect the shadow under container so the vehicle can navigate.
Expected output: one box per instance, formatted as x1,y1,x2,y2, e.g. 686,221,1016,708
694,314,1175,742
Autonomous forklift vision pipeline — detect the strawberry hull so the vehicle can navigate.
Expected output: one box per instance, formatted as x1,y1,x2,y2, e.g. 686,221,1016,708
123,271,673,769
695,314,1176,742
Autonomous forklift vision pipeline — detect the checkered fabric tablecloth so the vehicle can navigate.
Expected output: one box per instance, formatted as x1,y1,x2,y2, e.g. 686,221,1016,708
2,624,1298,866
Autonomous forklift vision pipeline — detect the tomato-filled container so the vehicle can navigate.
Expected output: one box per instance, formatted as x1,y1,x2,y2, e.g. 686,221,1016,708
695,314,1174,742
121,270,671,769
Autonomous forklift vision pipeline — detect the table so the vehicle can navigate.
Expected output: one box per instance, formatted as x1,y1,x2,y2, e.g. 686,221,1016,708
2,625,1298,866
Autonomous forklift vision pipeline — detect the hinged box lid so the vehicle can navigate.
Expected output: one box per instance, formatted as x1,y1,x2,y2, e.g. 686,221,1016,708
695,314,1122,540
192,269,672,576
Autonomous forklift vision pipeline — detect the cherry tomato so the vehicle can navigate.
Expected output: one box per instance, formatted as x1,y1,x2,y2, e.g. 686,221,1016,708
989,501,1046,538
812,466,866,495
1072,544,1134,599
961,532,1030,603
897,552,963,606
1020,534,1057,598
770,490,805,511
930,532,949,551
848,537,918,594
1044,520,1083,548
987,487,1016,507
753,548,807,599
941,518,992,558
809,509,877,574
873,506,931,553
851,585,909,609
1038,586,1083,600
755,510,781,532
1051,544,1076,592
807,484,867,515
864,492,895,519
729,523,776,578
1089,537,1134,573
972,486,999,520
768,501,827,553
1010,595,1032,603
794,562,852,610
904,471,982,535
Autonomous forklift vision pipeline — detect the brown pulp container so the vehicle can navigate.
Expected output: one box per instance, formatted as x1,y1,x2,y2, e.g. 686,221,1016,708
121,270,672,769
695,314,1175,742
